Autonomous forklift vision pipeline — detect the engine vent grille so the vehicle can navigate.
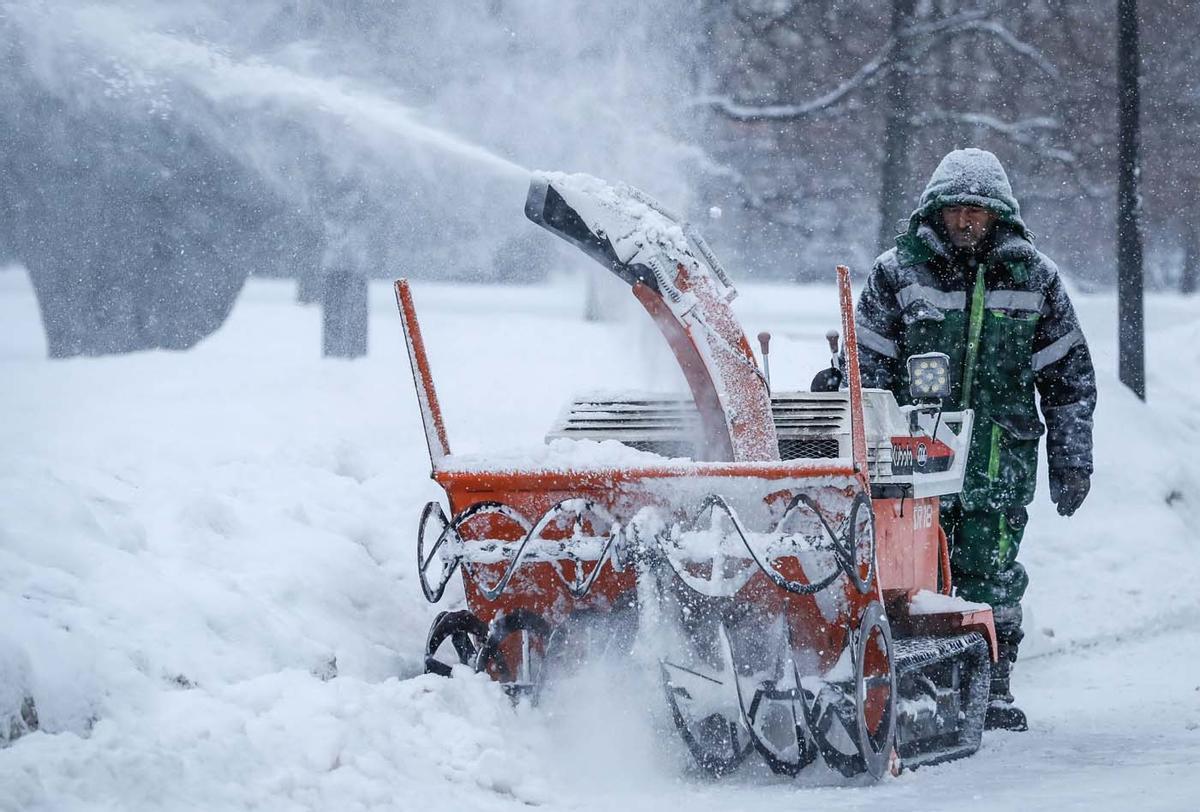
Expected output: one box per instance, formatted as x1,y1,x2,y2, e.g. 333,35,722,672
777,437,841,460
615,440,697,459
547,392,851,460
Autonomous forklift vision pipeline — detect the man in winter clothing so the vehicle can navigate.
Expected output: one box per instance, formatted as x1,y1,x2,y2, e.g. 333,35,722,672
856,148,1096,732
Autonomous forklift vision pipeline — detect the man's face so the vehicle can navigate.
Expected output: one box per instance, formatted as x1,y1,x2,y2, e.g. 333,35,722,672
941,205,997,249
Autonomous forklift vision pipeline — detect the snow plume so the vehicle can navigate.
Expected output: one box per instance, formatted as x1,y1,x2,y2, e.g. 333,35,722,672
4,0,705,283
2,0,709,356
531,653,684,791
55,4,531,182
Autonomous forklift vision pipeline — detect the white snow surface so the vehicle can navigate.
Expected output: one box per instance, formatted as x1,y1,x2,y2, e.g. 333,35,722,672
908,590,990,615
2,268,1200,809
440,437,683,472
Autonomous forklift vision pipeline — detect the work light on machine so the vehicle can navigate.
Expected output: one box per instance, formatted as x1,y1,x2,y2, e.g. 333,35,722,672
908,352,951,400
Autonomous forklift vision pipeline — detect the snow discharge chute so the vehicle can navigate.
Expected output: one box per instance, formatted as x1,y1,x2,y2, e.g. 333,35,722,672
525,172,778,463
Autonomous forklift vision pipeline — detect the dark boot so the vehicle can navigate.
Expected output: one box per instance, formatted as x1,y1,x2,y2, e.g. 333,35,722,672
985,605,1028,732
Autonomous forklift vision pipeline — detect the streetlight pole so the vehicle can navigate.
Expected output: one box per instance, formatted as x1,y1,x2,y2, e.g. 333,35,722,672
1117,0,1146,400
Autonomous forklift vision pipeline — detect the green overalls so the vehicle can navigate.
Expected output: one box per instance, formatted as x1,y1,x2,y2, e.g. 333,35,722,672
899,258,1044,608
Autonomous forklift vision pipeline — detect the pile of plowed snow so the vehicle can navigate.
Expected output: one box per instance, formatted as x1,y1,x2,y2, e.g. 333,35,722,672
2,268,1198,809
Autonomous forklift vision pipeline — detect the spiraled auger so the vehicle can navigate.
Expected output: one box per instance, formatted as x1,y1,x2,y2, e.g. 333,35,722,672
423,604,554,695
721,620,818,776
423,609,488,677
655,491,894,779
652,490,875,599
417,498,626,603
664,597,896,780
419,498,627,687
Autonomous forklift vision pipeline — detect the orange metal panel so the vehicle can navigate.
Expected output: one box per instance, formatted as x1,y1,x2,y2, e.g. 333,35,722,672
875,496,941,596
434,462,858,494
631,281,733,460
395,280,451,465
837,266,869,478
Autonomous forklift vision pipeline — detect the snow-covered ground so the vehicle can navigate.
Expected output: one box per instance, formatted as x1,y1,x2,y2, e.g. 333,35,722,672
2,266,1199,810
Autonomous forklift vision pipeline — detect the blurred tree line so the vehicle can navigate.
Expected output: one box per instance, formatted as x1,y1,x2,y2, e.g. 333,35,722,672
695,0,1200,291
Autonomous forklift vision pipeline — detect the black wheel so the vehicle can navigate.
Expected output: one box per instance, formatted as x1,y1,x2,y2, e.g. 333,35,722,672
476,609,552,698
893,632,991,769
424,610,488,677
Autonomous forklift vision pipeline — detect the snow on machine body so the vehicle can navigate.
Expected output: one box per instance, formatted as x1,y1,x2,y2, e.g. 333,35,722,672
397,172,998,778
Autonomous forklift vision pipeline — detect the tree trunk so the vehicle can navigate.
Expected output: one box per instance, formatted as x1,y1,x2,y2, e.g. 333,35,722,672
1182,221,1199,295
876,0,918,254
934,0,965,149
297,269,322,304
583,272,601,322
322,271,368,358
1117,0,1145,399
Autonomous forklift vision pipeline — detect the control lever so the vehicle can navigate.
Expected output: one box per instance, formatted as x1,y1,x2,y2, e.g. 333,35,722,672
757,331,772,394
810,329,844,393
825,329,840,369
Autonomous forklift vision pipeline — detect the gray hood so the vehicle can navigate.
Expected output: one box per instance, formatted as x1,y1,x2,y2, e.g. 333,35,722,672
913,148,1024,227
896,148,1032,266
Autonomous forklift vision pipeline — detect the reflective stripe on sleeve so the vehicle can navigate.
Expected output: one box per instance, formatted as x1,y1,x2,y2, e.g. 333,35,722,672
985,290,1045,312
858,325,899,359
896,284,967,311
1032,327,1084,370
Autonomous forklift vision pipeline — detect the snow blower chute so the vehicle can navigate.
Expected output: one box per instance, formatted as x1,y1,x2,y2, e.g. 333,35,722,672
395,172,999,777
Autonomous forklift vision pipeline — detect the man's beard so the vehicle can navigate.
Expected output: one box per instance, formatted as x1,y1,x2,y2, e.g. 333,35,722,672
934,217,995,259
951,233,984,251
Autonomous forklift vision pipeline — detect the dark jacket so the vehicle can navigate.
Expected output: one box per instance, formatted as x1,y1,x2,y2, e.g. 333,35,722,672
856,149,1096,510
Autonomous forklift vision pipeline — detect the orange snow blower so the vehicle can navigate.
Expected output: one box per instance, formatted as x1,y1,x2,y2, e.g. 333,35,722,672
396,172,998,777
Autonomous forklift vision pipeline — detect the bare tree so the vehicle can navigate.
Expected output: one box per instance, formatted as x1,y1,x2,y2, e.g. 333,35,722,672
700,1,1078,272
876,0,917,253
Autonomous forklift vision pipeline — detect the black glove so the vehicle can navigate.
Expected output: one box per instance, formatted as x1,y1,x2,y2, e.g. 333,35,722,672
809,367,843,393
1049,469,1090,517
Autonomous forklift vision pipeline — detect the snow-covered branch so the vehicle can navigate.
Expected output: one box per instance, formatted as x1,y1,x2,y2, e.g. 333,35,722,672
697,8,1056,124
912,110,1069,159
899,9,990,41
912,18,1060,79
695,38,894,122
667,141,764,206
911,109,1101,196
